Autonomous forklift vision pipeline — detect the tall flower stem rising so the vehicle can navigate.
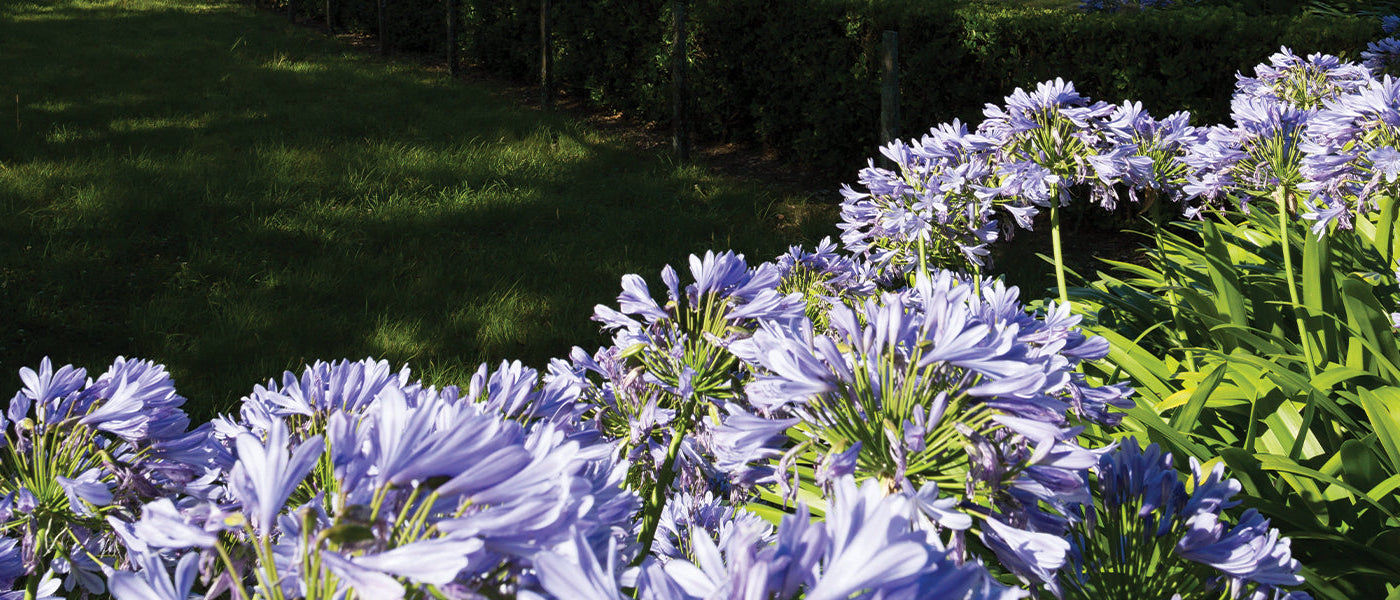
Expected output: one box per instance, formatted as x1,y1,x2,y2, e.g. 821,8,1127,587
1276,186,1318,378
634,389,700,562
1050,201,1070,306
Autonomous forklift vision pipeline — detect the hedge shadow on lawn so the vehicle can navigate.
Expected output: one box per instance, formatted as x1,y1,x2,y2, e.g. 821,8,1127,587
0,0,827,419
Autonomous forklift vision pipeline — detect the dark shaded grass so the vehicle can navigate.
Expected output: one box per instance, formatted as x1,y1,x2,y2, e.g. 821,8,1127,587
0,0,833,419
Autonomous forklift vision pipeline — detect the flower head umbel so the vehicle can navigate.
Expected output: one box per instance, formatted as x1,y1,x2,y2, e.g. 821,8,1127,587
1299,74,1400,235
1364,36,1400,77
1100,101,1203,206
1059,439,1308,600
1183,49,1377,219
838,120,1003,277
727,270,1127,585
589,252,805,553
980,78,1122,210
1236,48,1373,110
773,237,877,329
0,358,204,597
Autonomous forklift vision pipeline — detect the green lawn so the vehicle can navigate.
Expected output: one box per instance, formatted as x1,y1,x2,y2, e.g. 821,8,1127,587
0,0,833,418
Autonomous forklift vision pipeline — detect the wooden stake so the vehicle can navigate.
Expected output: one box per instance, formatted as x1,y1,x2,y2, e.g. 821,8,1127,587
540,0,553,109
672,0,690,162
446,0,459,75
378,0,387,55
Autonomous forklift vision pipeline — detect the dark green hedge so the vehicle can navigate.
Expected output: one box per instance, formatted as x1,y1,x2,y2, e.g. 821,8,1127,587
296,0,1379,173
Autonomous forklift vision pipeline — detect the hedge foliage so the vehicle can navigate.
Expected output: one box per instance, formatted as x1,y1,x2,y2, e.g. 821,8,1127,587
306,0,1379,172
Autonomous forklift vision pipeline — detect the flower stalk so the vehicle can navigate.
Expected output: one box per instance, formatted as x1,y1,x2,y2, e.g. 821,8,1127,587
1050,200,1070,306
1276,186,1318,378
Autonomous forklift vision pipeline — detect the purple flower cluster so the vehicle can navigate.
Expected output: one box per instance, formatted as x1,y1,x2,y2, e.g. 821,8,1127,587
1177,49,1375,216
585,250,807,504
1299,75,1400,233
3,240,1314,598
1079,0,1175,12
529,477,1025,600
840,79,1201,277
1061,440,1308,600
1364,16,1400,76
838,119,1002,276
0,357,207,598
717,271,1131,586
0,358,639,600
845,20,1400,274
1174,43,1400,234
575,234,1149,590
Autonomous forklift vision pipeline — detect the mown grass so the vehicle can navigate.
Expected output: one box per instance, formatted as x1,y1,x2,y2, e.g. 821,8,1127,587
0,0,834,418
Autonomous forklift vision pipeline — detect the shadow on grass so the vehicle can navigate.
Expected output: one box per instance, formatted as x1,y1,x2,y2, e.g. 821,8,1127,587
0,0,832,418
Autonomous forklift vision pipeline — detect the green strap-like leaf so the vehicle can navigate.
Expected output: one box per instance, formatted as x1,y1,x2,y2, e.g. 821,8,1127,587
1302,233,1340,363
1085,324,1176,401
1169,360,1228,433
1359,388,1400,474
1201,220,1251,333
1340,275,1400,383
1256,452,1400,520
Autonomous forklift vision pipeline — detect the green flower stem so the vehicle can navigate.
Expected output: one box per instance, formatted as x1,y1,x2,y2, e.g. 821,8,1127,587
215,539,254,600
1050,201,1070,307
1276,187,1317,379
917,235,929,283
24,526,44,600
634,392,700,563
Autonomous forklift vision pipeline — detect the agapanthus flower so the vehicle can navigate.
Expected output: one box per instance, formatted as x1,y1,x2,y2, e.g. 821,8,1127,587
1237,48,1374,110
773,237,877,328
227,417,323,533
838,120,1004,276
727,271,1127,585
589,252,806,535
0,358,204,598
1182,94,1312,214
104,358,638,600
647,490,772,563
1100,101,1203,205
108,550,199,600
593,250,803,395
530,477,1024,600
1299,74,1400,235
1180,49,1379,220
1363,36,1400,76
468,358,585,426
980,78,1121,211
236,357,412,430
1059,439,1309,600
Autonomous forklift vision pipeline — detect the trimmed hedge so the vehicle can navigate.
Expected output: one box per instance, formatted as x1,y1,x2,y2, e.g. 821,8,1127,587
309,0,1379,173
